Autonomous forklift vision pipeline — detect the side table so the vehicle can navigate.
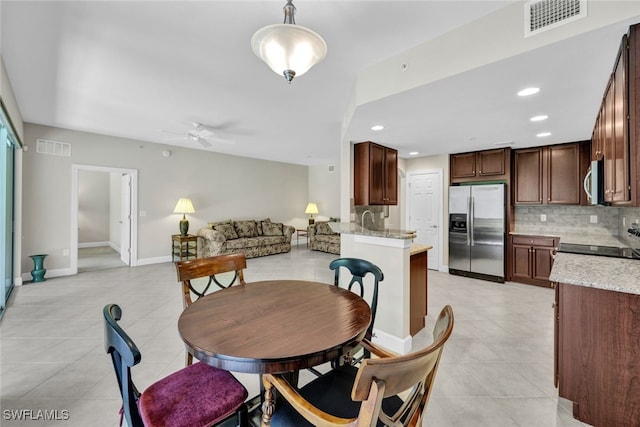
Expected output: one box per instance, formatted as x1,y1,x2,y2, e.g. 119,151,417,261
296,228,309,247
172,234,197,261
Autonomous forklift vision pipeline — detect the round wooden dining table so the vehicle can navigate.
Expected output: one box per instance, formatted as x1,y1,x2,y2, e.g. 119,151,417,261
177,280,372,374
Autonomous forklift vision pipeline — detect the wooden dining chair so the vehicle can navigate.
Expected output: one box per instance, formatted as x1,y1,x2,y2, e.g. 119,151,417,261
103,304,249,427
261,305,454,427
175,254,248,365
175,253,247,308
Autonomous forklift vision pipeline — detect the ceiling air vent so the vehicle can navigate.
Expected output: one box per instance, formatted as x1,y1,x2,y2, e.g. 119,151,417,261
524,0,587,38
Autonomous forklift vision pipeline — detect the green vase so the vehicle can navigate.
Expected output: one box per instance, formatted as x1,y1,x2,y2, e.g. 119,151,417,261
29,254,48,282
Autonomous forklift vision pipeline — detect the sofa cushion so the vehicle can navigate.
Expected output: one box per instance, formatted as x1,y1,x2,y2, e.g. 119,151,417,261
259,235,286,245
214,223,238,240
234,221,258,238
262,222,283,236
226,237,260,250
314,234,340,244
315,222,337,235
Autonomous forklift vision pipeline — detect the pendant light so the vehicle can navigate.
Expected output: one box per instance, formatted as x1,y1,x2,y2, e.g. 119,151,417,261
251,0,327,83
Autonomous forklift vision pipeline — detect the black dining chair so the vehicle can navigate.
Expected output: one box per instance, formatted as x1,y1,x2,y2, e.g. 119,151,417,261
262,305,455,427
330,257,384,358
103,304,249,427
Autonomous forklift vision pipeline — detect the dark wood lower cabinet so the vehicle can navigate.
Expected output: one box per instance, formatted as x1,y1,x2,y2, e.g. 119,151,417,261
555,283,640,427
509,235,558,287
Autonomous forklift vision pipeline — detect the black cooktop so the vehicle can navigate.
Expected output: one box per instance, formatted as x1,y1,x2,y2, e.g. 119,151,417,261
558,243,640,260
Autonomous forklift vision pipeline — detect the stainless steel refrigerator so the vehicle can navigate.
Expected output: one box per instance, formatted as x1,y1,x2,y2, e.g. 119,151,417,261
449,184,505,282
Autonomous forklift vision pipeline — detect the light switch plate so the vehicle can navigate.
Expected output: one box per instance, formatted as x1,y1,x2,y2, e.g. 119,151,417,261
540,214,547,222
590,215,598,224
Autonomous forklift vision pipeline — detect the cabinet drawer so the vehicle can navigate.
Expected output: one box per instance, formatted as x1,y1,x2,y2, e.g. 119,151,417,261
512,235,556,247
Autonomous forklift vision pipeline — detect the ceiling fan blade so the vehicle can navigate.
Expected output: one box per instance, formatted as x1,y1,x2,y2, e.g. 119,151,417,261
163,137,189,142
197,137,212,147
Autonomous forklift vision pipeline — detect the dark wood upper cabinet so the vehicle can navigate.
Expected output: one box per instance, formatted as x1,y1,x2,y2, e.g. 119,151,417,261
354,141,398,205
450,148,509,183
591,24,640,206
512,148,543,204
513,142,589,206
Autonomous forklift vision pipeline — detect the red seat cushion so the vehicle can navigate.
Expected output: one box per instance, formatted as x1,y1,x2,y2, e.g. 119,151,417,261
139,362,247,427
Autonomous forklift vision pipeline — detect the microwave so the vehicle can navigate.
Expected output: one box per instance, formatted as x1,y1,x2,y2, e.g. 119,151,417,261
584,159,604,205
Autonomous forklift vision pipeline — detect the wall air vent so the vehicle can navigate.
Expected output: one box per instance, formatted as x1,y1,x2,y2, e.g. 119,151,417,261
524,0,587,38
36,139,71,157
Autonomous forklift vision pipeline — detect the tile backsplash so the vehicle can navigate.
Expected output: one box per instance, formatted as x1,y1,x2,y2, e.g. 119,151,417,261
514,205,640,249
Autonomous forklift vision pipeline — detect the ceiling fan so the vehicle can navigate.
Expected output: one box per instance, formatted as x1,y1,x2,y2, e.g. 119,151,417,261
161,122,235,147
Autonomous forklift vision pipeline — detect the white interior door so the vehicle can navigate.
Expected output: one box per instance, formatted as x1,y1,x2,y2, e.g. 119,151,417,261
408,171,441,270
120,174,131,265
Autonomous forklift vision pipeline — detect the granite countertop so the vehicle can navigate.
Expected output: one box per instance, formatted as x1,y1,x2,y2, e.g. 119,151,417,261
550,253,640,295
329,222,417,240
410,244,432,256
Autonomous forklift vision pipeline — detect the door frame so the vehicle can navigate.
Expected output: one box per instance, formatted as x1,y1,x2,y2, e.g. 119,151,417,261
71,164,138,274
406,169,444,272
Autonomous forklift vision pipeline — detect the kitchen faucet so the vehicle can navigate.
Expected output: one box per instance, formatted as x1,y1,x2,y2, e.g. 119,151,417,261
361,209,373,229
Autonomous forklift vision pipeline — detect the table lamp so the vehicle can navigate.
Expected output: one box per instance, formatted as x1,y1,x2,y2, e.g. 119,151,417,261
174,198,195,236
305,202,319,225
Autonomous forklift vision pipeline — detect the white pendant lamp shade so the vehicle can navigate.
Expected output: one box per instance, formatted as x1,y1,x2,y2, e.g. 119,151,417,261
251,1,327,83
251,24,327,81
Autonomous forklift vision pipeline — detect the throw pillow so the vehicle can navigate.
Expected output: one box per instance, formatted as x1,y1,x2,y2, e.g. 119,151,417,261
209,220,232,229
262,221,283,236
214,223,238,240
256,218,271,236
315,222,335,235
234,220,258,238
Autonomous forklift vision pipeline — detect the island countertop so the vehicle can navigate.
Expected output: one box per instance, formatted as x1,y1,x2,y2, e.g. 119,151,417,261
329,222,416,240
549,252,640,295
410,244,432,256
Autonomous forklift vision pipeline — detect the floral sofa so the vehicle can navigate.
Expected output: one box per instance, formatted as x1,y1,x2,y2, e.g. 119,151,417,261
308,221,340,255
197,219,295,259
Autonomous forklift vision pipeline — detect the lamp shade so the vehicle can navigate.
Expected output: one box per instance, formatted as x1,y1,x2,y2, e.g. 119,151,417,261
251,24,327,81
304,202,319,215
173,198,195,214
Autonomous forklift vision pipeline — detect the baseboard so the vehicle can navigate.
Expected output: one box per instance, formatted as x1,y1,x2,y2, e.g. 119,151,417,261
137,255,172,266
372,328,412,355
21,267,75,283
78,241,110,249
439,265,449,273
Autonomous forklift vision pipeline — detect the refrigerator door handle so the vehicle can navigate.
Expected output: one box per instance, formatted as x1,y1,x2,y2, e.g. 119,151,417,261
466,196,471,246
470,196,475,246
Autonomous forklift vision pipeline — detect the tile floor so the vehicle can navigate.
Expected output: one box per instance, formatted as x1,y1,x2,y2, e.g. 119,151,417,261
0,246,588,426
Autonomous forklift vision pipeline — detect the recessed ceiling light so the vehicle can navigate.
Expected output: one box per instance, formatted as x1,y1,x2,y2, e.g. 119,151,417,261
530,115,548,122
371,125,384,131
409,151,419,156
536,132,551,138
518,87,540,97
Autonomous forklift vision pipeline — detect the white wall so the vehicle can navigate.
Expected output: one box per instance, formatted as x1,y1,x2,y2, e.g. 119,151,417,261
308,163,340,221
78,170,110,245
21,123,309,273
109,172,122,250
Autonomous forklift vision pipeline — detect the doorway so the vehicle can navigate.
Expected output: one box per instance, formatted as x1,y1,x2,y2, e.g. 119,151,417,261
71,165,138,274
407,170,443,271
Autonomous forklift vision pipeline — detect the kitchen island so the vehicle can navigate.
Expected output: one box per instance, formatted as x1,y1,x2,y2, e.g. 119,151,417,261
550,253,640,427
331,223,429,354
